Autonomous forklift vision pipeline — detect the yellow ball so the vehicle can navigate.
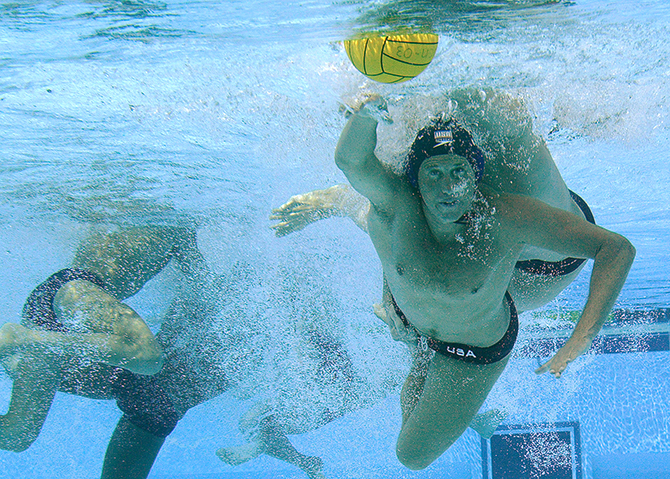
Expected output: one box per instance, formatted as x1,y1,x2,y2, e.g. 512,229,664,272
344,33,439,84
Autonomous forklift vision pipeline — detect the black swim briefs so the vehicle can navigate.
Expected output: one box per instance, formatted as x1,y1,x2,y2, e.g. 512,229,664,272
515,190,596,277
113,350,231,438
112,367,182,438
22,268,106,332
391,292,518,365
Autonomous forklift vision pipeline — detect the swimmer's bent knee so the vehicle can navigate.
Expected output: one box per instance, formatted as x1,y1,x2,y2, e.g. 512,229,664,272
395,425,463,470
122,328,164,375
396,443,440,471
107,306,164,375
130,342,164,375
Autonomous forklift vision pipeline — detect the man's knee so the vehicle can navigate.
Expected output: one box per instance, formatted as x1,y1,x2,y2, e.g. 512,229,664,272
53,280,90,312
121,327,164,375
395,444,434,471
395,424,463,470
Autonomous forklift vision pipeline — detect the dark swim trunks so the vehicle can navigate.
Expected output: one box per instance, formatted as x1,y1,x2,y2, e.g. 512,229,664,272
115,346,229,438
112,342,231,437
514,190,596,277
391,292,519,365
23,268,182,438
111,367,182,438
58,358,220,439
22,268,106,332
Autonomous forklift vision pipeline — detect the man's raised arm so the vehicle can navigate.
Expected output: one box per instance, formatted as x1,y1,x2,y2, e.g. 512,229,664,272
335,108,400,212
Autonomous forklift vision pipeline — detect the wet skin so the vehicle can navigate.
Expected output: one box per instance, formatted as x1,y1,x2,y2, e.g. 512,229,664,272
416,154,477,226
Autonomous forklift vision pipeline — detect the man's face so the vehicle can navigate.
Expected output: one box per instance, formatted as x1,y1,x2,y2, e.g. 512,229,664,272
418,154,477,224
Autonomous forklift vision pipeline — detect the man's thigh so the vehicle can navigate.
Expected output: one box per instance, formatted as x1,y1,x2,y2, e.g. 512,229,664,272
54,279,148,337
396,353,509,469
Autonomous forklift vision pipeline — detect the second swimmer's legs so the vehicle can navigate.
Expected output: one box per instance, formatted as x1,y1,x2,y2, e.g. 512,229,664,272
102,415,166,479
217,412,326,479
8,280,164,375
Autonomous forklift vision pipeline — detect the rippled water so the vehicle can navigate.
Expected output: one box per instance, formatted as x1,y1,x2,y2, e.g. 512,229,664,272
1,0,668,305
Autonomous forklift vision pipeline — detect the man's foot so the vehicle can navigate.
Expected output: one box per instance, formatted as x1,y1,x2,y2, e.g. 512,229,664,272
470,408,507,439
216,441,263,466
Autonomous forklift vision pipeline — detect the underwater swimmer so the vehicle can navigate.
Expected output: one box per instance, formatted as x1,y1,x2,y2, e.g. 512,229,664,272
274,88,635,470
216,329,358,479
0,225,210,453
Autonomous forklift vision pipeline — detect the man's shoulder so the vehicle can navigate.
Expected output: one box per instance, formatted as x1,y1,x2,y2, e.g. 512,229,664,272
479,188,533,233
369,179,420,221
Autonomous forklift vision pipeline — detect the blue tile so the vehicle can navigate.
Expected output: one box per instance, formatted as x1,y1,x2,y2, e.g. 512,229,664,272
482,422,582,479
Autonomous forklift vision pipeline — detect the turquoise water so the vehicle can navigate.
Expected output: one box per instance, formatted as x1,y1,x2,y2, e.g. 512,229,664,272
1,1,669,478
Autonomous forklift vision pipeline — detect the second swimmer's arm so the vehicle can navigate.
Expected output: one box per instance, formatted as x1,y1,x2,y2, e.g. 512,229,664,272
270,184,370,236
373,277,419,347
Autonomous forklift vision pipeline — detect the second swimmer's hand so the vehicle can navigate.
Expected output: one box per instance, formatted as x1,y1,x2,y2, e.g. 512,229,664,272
535,336,593,378
340,93,393,124
270,187,341,237
373,302,418,345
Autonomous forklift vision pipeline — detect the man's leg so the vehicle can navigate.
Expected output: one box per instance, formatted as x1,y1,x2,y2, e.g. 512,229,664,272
0,354,58,451
5,280,164,375
217,415,326,479
101,415,166,479
255,416,325,479
218,403,326,479
396,353,509,470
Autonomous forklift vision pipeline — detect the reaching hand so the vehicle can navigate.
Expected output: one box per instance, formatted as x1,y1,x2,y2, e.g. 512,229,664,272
373,300,418,346
339,93,393,124
270,187,342,237
535,335,593,378
270,185,369,236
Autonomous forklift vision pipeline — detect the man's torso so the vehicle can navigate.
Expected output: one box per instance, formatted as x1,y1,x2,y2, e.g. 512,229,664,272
368,187,522,346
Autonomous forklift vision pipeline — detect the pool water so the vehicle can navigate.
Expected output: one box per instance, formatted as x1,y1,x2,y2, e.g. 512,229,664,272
1,1,669,478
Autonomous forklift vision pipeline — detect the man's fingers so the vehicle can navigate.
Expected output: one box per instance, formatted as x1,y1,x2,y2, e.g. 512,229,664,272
289,204,315,213
535,358,554,375
270,206,296,216
270,224,293,236
270,204,314,218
